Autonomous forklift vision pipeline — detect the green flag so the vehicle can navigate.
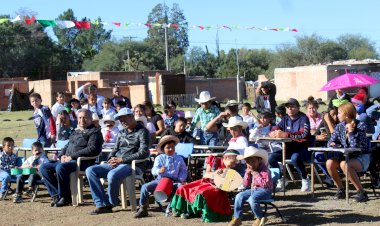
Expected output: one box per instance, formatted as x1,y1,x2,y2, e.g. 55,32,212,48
37,20,57,28
0,18,8,24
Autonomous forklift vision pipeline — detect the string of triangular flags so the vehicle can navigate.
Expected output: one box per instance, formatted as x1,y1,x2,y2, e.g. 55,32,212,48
0,15,298,32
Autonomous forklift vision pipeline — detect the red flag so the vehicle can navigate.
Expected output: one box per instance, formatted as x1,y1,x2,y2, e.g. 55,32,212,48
74,21,91,29
270,28,278,31
170,23,179,30
291,28,298,32
198,25,204,30
223,25,232,31
112,22,121,27
25,16,35,25
145,23,152,27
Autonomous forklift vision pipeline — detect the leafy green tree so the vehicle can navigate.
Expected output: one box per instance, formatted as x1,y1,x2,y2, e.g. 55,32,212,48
337,34,377,59
145,3,189,69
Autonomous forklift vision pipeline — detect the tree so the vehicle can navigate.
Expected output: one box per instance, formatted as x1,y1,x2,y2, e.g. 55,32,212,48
145,3,189,69
337,34,377,59
53,9,111,67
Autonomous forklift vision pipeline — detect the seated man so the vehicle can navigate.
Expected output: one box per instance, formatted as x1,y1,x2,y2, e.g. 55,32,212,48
268,98,311,192
40,109,103,207
86,107,150,215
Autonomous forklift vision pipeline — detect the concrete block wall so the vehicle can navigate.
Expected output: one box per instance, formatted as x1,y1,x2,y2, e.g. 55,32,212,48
29,79,53,107
0,77,29,110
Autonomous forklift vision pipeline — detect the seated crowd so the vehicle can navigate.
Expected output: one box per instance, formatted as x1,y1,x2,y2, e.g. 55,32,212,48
1,81,380,226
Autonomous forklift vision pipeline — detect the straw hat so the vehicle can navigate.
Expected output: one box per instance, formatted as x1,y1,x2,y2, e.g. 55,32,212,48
237,146,268,164
156,135,180,152
226,99,239,107
195,91,216,103
222,116,248,129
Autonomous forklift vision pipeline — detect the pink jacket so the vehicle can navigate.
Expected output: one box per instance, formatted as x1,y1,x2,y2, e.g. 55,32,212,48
243,163,273,191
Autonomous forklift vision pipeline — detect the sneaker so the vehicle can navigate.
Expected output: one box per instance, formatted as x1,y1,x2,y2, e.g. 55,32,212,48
23,188,34,198
353,190,368,203
134,206,148,218
275,178,289,192
333,188,345,200
89,205,113,215
228,217,242,226
252,217,267,226
301,178,310,192
180,213,190,219
12,194,22,203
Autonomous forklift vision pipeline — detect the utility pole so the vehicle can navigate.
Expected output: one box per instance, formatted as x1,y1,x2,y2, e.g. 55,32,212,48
235,41,240,103
127,50,131,71
165,25,169,71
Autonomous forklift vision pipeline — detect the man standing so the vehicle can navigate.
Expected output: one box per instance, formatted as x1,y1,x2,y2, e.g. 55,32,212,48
111,86,132,109
39,109,103,207
86,107,150,215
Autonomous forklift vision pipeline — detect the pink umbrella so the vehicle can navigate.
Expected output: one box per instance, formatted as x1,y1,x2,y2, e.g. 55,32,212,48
320,73,379,91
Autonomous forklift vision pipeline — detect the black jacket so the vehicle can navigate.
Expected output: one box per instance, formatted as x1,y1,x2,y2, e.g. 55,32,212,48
59,124,103,160
161,127,194,143
255,82,277,114
108,123,150,164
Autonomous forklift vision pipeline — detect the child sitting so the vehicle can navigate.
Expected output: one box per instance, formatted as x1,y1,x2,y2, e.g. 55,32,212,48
249,112,282,152
56,110,76,141
13,142,49,203
0,137,17,199
83,94,102,119
161,117,194,143
135,135,187,218
228,147,272,226
274,104,286,124
101,98,116,118
170,149,243,222
163,104,178,128
241,103,257,131
100,115,119,143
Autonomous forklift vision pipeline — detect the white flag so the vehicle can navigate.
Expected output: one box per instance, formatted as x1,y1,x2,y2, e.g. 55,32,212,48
56,20,75,29
10,15,21,23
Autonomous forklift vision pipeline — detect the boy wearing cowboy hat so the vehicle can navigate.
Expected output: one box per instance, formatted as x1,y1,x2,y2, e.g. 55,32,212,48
135,135,187,218
229,147,273,226
100,115,119,143
190,91,221,146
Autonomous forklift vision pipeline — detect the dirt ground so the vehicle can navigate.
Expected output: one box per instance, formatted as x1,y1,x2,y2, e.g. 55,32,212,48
1,179,380,226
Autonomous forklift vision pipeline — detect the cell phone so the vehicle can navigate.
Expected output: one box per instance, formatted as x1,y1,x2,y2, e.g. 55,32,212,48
320,127,327,134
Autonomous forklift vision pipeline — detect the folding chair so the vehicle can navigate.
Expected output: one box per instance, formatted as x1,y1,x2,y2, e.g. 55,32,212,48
259,168,285,222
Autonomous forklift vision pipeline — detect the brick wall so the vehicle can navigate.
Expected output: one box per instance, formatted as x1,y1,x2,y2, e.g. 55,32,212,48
0,77,29,110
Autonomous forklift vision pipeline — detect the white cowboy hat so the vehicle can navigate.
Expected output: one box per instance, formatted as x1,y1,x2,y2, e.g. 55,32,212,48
184,110,194,119
100,115,117,128
226,99,239,107
222,116,248,129
237,146,268,164
156,135,180,152
135,115,148,127
195,91,216,104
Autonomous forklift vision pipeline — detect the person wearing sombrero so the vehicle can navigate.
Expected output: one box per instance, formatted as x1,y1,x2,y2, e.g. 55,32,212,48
189,91,221,146
100,115,119,143
228,147,273,226
222,116,249,156
135,135,188,218
170,149,243,222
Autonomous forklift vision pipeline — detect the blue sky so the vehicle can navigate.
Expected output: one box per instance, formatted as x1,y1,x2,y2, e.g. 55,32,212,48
1,0,380,54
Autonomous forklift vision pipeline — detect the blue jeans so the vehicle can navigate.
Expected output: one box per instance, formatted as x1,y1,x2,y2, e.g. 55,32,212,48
0,170,11,194
200,131,218,146
86,163,132,208
314,152,331,180
139,179,181,206
39,160,78,200
269,151,308,179
234,188,272,219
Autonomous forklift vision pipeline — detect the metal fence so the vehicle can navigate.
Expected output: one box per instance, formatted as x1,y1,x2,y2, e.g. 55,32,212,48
164,94,197,107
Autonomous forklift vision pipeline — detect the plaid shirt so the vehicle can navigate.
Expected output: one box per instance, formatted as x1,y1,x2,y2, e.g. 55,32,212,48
190,105,221,131
0,151,17,171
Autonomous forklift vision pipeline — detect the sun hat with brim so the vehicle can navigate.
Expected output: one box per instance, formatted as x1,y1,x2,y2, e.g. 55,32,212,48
237,146,268,164
100,115,118,128
222,116,248,129
114,107,133,120
156,135,180,152
195,91,216,104
226,100,239,107
284,98,300,107
184,110,194,119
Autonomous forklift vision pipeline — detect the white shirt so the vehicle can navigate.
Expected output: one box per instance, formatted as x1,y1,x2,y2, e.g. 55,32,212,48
23,153,49,166
51,102,65,121
101,108,116,118
83,104,102,117
76,84,104,110
101,127,119,143
227,136,248,156
242,114,257,130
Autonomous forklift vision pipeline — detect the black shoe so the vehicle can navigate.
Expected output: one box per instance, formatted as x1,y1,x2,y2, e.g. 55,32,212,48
353,190,368,203
333,189,345,200
50,196,59,207
89,205,113,215
54,198,71,207
134,206,148,218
